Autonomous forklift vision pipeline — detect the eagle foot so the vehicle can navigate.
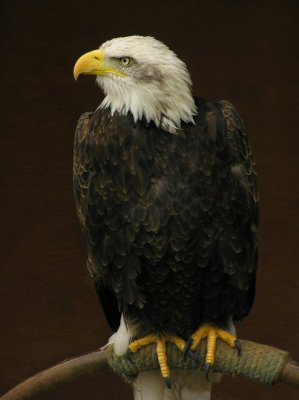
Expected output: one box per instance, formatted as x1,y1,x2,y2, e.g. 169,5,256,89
184,323,241,380
129,333,191,388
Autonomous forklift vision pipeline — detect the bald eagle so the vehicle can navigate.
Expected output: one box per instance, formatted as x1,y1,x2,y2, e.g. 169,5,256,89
73,36,258,399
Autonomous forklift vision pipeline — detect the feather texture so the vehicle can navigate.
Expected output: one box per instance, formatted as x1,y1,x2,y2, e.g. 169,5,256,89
73,97,258,340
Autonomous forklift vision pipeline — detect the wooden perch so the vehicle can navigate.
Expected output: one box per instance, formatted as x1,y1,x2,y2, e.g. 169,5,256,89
1,340,298,400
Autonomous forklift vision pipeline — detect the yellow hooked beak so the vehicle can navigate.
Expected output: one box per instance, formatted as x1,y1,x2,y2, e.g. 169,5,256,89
73,49,127,80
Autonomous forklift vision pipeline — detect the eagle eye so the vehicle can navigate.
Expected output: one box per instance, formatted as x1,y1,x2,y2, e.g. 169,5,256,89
119,57,132,67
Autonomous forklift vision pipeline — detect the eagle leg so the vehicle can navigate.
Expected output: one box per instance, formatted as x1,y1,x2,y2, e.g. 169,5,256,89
185,323,241,380
129,333,187,388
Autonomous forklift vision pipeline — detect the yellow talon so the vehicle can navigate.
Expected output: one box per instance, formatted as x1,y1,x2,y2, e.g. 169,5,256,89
156,337,170,378
206,328,217,365
190,323,238,367
217,328,237,347
128,334,158,352
128,333,187,385
165,334,186,352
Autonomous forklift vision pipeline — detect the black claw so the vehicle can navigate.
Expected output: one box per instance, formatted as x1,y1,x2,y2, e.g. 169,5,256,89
183,337,193,361
235,339,242,357
164,377,171,389
205,363,212,381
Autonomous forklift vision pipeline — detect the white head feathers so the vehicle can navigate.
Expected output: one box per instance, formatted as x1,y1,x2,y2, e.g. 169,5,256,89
96,36,197,134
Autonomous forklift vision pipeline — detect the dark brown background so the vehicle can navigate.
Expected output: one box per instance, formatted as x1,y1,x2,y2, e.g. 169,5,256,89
0,0,298,399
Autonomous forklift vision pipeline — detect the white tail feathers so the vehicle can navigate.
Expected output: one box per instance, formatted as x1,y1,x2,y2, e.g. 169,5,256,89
107,314,132,356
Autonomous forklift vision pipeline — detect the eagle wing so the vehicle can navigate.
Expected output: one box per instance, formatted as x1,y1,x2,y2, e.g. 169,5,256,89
215,99,259,318
73,110,152,331
73,112,122,331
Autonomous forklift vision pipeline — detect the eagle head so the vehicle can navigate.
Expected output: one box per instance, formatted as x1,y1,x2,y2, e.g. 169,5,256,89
73,36,196,134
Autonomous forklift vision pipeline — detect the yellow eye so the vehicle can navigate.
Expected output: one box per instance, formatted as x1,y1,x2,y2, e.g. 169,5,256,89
119,57,132,67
